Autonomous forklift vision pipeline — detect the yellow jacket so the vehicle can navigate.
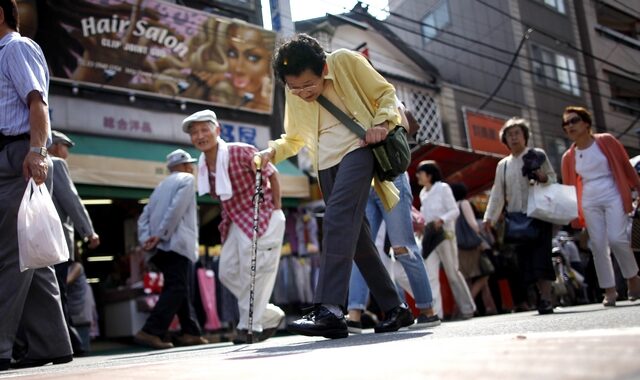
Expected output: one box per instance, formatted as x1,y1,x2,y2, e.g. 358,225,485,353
268,49,401,210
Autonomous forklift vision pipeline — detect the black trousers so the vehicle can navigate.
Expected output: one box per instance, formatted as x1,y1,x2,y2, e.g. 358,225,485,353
142,250,202,337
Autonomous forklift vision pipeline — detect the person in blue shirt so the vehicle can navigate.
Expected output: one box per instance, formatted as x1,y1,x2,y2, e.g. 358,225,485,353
0,0,73,370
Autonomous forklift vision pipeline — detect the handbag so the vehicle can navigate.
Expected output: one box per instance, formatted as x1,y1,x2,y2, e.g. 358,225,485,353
504,212,539,243
17,178,70,272
478,252,495,276
421,222,445,259
455,204,483,250
501,163,539,243
316,95,410,182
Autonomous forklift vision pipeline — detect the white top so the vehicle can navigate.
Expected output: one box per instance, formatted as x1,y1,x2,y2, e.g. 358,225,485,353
483,147,556,224
575,142,617,205
419,181,459,231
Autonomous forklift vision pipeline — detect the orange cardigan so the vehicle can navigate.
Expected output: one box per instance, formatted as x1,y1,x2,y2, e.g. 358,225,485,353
561,133,640,228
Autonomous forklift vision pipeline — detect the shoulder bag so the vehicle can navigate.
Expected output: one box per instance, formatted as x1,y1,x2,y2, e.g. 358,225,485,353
455,204,483,250
316,95,410,182
502,163,539,243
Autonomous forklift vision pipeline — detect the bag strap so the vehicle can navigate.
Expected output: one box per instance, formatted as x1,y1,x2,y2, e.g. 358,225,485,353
502,162,509,212
316,95,366,139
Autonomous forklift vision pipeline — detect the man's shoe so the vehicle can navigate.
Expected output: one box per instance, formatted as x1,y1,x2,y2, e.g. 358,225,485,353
538,299,554,314
0,359,10,371
346,320,363,334
10,355,72,369
409,314,441,330
134,330,174,349
287,306,348,339
374,304,414,333
258,306,285,343
174,334,208,346
232,329,264,344
258,326,279,342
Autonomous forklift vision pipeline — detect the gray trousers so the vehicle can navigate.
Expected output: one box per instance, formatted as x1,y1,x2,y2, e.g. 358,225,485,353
0,140,72,360
315,147,401,312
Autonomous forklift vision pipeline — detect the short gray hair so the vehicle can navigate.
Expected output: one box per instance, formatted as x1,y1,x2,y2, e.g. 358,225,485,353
499,117,530,146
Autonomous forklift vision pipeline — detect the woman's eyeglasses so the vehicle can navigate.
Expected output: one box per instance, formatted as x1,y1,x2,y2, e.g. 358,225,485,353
562,116,582,127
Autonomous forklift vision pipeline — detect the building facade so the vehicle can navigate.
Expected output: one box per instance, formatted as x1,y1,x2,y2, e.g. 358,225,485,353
387,0,639,171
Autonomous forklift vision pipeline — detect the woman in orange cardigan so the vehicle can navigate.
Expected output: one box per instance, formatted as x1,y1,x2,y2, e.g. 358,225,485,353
560,106,640,307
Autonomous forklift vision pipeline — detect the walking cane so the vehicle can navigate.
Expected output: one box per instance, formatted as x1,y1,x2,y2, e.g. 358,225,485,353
247,154,264,343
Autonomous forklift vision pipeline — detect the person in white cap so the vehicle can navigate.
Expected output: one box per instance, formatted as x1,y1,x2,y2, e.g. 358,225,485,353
135,149,208,349
183,109,286,344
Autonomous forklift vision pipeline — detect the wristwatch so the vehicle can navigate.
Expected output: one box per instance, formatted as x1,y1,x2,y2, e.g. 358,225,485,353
29,146,48,157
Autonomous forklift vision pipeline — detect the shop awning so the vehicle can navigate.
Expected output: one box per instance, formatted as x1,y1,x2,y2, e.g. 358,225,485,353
410,142,504,196
64,132,309,200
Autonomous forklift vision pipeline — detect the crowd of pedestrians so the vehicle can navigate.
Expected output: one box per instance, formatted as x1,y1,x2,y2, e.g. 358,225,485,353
1,2,639,371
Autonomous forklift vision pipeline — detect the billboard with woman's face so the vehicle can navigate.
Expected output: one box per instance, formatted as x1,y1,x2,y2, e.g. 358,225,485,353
23,0,275,114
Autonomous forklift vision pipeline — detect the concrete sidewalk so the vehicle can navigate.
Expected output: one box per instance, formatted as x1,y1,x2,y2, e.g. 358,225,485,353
3,302,640,380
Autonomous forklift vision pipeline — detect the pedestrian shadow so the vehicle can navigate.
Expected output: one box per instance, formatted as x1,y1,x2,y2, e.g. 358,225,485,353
226,330,433,360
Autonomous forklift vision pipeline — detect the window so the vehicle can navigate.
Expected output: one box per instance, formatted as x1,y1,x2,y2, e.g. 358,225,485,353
596,3,640,40
531,45,580,96
533,0,566,14
608,71,640,116
422,1,450,44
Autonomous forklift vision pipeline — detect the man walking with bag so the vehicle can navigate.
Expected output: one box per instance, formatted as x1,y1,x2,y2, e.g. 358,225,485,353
135,149,208,349
0,0,72,370
257,34,413,338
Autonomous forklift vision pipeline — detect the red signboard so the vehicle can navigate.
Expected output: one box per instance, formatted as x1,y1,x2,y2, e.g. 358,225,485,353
463,108,510,156
23,0,275,114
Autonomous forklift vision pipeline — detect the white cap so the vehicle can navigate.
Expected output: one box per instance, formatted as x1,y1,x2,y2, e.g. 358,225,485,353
166,149,197,168
181,109,218,133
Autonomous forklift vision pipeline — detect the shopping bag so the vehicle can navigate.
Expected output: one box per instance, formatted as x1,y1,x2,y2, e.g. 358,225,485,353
197,268,222,331
17,178,69,272
526,183,578,225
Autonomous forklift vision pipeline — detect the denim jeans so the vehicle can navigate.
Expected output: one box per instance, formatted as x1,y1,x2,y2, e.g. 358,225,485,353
348,174,434,310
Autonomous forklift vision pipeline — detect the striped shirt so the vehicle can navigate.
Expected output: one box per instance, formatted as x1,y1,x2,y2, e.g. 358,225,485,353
208,143,276,242
0,32,50,143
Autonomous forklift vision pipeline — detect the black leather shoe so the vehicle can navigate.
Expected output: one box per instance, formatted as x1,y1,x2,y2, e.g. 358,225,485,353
375,304,414,333
0,358,10,371
538,299,554,315
10,354,72,369
287,306,348,339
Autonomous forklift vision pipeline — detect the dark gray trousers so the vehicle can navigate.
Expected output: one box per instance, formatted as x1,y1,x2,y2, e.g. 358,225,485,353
0,139,72,360
315,147,401,312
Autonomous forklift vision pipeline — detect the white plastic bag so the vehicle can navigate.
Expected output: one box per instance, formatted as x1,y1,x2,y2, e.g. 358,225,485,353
17,178,69,272
527,183,578,226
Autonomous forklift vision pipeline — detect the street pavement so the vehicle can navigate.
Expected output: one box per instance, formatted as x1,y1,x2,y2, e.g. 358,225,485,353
2,301,639,380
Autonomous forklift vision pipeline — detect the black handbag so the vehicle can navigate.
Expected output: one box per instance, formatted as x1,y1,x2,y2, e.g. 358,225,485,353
478,251,495,276
316,95,410,182
421,222,445,259
455,205,483,250
501,163,539,243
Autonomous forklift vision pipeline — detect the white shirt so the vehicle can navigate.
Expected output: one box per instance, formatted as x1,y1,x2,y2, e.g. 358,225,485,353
575,142,617,205
419,181,459,231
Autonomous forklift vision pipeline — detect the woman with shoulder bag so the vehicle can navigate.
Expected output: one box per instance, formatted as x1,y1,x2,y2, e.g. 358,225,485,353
560,106,640,307
482,118,557,315
451,183,497,315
